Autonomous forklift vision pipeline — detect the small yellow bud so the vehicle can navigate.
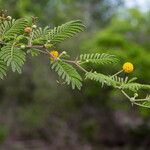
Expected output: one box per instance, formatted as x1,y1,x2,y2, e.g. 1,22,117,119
122,62,134,73
49,50,59,60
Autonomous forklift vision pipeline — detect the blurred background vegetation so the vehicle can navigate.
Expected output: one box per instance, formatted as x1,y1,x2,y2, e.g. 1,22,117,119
0,0,150,149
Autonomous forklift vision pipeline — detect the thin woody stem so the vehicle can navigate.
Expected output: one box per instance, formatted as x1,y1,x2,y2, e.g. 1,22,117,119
26,45,45,49
75,62,88,73
31,48,48,54
45,49,56,59
121,90,131,100
61,59,75,63
23,45,48,54
61,58,88,73
133,101,150,108
1,41,60,58
121,90,150,108
133,98,150,102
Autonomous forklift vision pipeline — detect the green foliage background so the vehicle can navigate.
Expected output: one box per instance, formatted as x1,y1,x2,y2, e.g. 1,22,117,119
0,0,150,149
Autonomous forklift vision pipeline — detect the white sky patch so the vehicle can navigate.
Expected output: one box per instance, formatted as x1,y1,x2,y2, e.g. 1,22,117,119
125,0,150,11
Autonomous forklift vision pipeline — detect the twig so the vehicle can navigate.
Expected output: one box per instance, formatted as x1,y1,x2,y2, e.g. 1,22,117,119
26,45,44,49
75,62,88,73
133,101,150,108
31,48,48,54
133,98,150,102
121,90,131,100
18,45,48,55
61,58,88,73
121,90,150,108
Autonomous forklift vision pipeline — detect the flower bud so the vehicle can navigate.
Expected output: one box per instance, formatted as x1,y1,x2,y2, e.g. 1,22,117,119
134,93,138,98
24,27,32,33
62,51,67,55
6,16,12,21
32,25,37,29
20,45,26,49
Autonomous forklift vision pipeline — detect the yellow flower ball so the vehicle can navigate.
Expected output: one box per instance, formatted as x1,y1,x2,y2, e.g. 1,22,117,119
49,50,59,60
122,62,134,73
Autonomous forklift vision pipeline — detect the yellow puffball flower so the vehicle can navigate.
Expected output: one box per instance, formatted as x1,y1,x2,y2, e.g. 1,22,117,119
122,62,134,73
49,50,59,60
